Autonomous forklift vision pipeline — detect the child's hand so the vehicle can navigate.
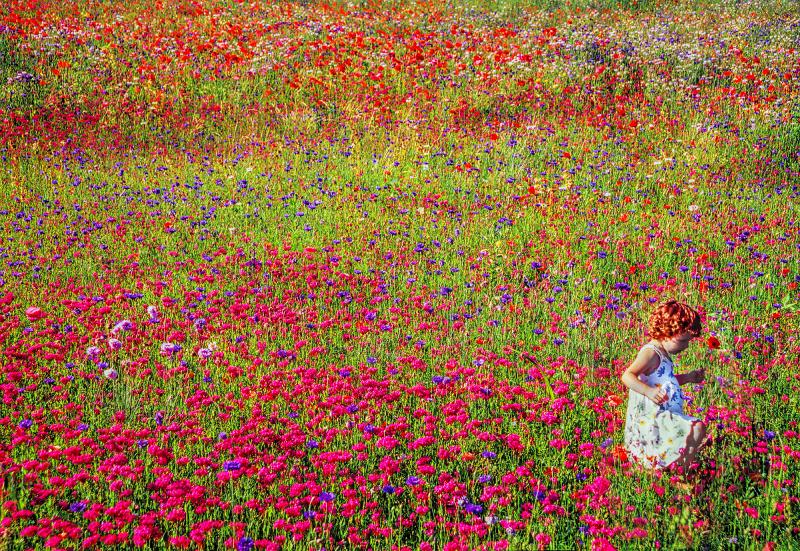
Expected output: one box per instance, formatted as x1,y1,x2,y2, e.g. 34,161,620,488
646,384,668,405
692,368,706,384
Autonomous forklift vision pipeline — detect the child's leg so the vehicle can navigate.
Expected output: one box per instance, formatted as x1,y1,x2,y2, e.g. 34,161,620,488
691,421,707,455
680,421,707,468
696,426,712,453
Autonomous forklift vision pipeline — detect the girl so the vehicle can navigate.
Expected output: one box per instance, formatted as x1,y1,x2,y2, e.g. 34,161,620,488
621,300,707,472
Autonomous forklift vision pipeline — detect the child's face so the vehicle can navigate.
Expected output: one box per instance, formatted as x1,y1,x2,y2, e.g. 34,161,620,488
663,331,697,355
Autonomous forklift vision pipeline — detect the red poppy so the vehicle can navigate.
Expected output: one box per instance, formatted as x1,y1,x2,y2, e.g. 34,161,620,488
707,336,721,349
607,394,623,408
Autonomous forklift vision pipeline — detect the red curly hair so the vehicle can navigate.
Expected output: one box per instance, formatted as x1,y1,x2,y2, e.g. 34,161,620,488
647,300,702,340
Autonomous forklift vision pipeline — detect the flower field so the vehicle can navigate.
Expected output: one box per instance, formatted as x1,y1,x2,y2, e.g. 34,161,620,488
1,0,799,548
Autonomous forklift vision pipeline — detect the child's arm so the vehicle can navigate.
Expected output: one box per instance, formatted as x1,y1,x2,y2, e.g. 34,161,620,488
620,347,667,405
676,369,705,386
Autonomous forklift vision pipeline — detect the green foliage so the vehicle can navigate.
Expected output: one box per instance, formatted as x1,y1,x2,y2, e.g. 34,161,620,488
776,101,800,168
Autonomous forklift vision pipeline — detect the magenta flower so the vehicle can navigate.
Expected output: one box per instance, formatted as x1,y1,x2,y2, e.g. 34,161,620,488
25,306,46,322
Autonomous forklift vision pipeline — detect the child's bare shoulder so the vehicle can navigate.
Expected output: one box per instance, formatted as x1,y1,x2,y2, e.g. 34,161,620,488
634,345,661,375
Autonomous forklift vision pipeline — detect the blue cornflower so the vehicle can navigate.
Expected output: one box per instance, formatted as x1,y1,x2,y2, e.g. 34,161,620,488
464,502,483,514
69,502,87,513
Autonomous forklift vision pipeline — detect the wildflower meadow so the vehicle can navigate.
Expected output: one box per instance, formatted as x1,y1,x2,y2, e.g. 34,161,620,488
0,0,799,549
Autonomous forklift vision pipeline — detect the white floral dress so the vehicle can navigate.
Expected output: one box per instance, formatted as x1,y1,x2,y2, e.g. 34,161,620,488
623,343,700,469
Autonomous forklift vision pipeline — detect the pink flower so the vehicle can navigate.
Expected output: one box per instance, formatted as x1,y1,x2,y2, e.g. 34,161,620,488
25,306,46,322
535,533,552,549
506,433,524,452
591,537,617,551
589,476,611,496
168,535,192,548
376,436,399,450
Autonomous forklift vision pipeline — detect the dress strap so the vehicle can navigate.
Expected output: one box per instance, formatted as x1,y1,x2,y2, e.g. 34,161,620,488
642,343,669,364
